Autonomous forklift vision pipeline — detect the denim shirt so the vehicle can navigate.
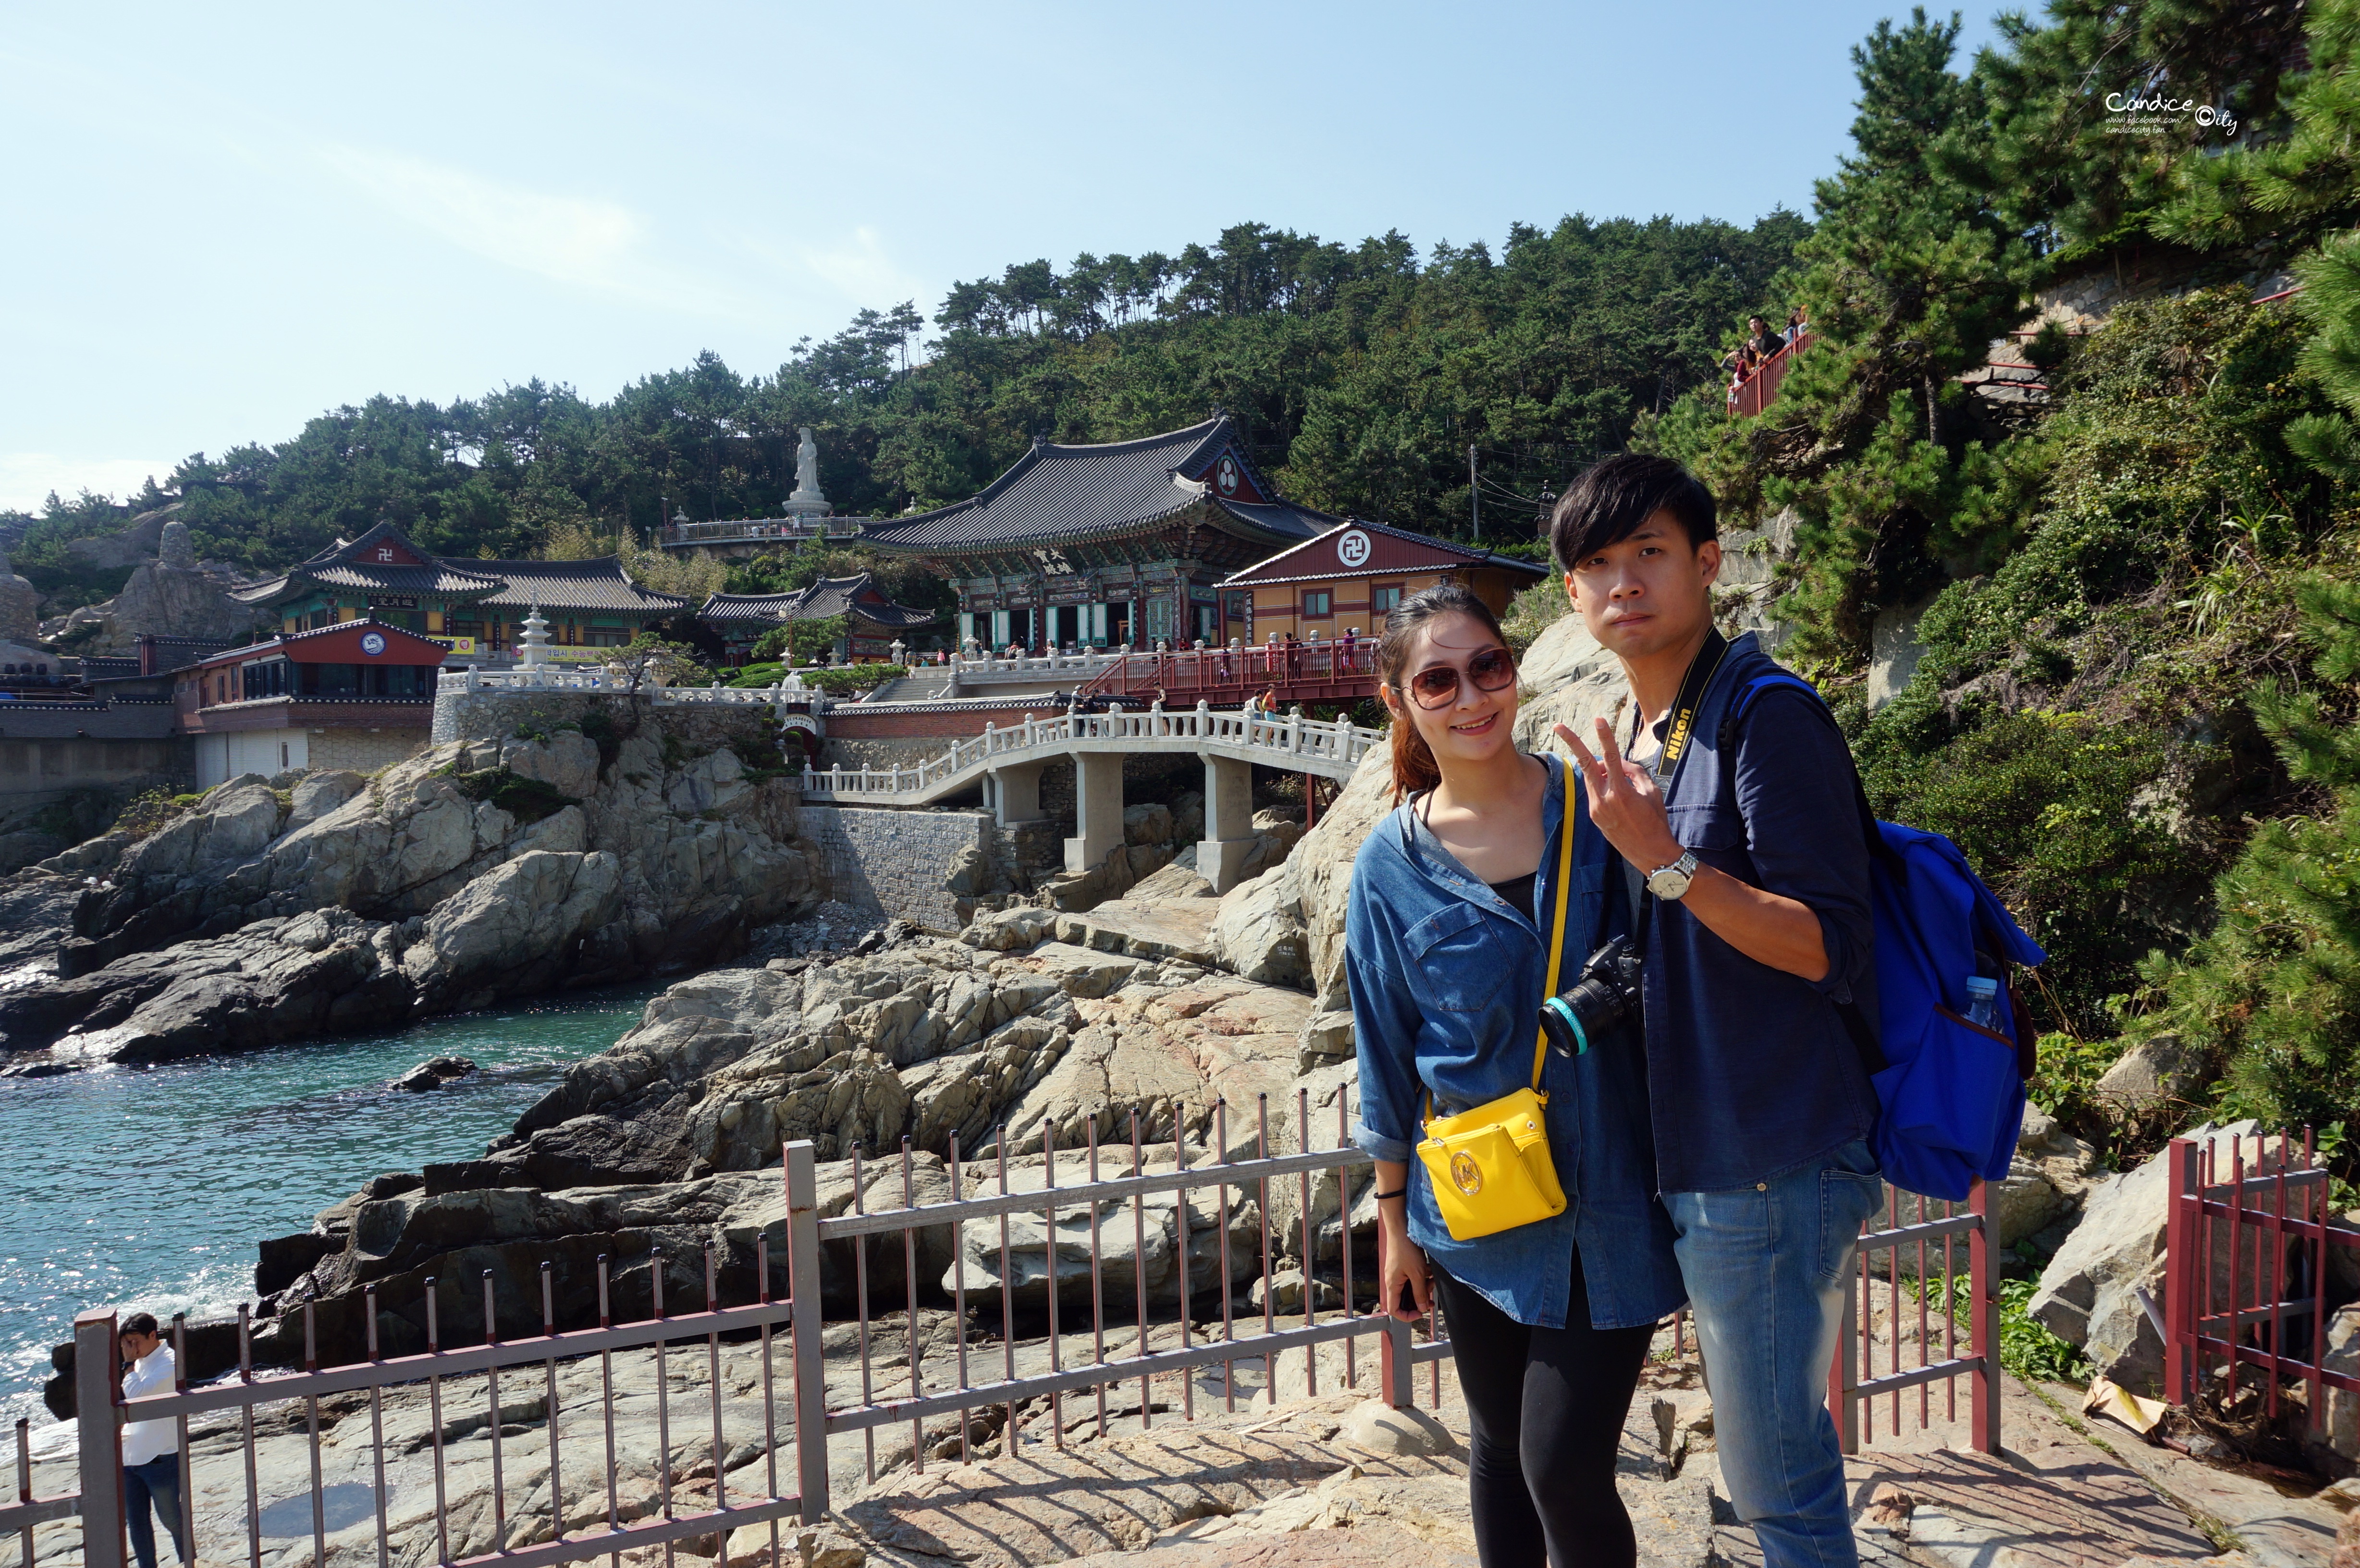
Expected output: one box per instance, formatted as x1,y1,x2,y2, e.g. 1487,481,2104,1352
1347,755,1686,1331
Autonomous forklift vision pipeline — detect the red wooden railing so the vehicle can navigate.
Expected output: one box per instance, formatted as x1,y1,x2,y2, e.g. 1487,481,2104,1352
1729,330,1813,418
2164,1128,2360,1428
1076,642,1379,707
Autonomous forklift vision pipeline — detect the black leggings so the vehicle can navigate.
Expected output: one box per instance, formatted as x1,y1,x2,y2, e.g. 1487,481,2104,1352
1434,1248,1655,1568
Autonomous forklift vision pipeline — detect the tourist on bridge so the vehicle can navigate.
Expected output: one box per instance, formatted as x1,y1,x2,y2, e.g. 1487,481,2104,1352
1744,315,1783,362
1785,306,1808,346
117,1312,187,1568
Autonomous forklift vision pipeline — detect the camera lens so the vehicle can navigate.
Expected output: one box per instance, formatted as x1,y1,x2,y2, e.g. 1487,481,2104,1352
1538,937,1643,1057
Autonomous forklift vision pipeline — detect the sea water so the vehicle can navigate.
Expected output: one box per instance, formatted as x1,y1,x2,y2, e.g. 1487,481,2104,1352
0,983,662,1432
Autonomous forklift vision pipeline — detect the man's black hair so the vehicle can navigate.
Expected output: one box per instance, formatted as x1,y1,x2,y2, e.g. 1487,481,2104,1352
121,1312,160,1339
1548,454,1719,571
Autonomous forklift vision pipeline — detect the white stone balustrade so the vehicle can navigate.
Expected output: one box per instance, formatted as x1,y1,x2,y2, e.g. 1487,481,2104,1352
436,667,798,706
946,649,1127,685
795,701,1380,807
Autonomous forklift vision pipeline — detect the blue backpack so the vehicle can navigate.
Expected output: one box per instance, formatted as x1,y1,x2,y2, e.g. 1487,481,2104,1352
1727,674,2049,1202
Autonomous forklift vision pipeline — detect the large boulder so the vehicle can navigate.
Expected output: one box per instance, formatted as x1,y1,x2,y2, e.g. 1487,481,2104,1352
253,1157,958,1369
2325,1302,2360,1464
401,850,623,1009
285,770,367,830
2091,1032,2216,1122
66,726,820,990
0,909,413,1066
940,1152,1260,1309
1210,870,1308,988
1273,747,1396,1010
1989,1104,2107,1253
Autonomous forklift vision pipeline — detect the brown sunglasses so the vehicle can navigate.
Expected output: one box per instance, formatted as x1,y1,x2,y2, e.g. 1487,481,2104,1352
1402,645,1517,710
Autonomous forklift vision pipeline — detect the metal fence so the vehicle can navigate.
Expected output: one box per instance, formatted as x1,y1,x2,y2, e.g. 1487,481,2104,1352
2164,1128,2360,1429
1828,1181,2001,1453
10,1117,1997,1567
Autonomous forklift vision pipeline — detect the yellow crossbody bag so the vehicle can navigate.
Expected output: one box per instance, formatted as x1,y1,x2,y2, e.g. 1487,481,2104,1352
1415,800,1574,1241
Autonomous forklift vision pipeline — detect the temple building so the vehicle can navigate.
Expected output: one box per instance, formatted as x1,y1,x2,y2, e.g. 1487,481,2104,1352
172,619,451,783
857,416,1341,651
700,574,940,665
1218,518,1548,642
231,522,692,661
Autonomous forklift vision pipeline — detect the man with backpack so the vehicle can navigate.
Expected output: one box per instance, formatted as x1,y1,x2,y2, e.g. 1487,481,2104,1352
1546,455,1883,1568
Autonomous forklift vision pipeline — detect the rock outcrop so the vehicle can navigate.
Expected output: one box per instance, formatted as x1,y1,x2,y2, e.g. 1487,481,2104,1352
58,728,816,983
0,908,415,1066
90,530,255,652
0,546,37,641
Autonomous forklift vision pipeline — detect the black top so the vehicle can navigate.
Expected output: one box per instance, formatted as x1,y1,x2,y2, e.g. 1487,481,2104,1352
1487,871,1537,923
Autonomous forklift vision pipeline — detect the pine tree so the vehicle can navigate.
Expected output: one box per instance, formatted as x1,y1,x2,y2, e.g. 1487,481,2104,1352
2283,231,2360,485
2142,576,2360,1147
2150,0,2360,256
1694,9,2034,662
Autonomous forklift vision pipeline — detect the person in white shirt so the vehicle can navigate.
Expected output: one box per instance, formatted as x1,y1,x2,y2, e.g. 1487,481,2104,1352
117,1314,185,1568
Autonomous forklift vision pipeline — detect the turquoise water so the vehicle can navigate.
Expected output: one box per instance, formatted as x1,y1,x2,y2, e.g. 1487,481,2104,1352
0,984,663,1430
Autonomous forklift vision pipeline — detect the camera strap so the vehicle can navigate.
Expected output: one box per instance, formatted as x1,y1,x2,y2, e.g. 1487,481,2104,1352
1624,627,1730,959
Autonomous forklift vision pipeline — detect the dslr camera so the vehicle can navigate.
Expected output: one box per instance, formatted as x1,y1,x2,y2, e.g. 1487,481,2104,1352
1539,935,1644,1056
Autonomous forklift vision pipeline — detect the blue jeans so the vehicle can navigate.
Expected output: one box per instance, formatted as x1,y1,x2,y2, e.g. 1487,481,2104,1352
124,1453,186,1568
1666,1139,1883,1568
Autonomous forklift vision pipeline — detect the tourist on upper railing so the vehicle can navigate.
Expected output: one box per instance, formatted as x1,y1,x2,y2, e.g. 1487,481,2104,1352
1785,306,1808,346
1744,315,1784,363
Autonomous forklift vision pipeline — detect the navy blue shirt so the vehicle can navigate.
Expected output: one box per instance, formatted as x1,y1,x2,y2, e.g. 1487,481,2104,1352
1640,633,1879,1193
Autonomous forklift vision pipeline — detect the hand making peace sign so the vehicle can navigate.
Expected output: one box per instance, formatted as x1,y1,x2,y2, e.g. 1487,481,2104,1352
1554,715,1685,873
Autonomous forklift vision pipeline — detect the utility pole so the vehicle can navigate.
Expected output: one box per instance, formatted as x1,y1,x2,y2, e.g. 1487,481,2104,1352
1468,444,1480,542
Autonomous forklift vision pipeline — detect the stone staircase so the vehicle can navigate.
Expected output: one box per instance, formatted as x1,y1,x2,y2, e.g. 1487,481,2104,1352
860,665,956,703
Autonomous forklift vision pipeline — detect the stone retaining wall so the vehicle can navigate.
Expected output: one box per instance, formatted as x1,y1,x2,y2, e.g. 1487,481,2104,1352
798,805,995,931
430,689,618,746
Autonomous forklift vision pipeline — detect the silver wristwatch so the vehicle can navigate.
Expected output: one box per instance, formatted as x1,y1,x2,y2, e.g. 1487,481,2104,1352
1645,850,1699,901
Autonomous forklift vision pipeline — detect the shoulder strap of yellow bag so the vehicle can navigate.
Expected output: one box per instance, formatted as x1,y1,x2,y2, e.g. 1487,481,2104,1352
1419,770,1581,1131
1530,774,1578,1104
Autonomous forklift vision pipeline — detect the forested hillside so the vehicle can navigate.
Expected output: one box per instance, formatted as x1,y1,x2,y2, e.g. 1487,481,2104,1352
5,213,1803,609
1646,0,2360,1167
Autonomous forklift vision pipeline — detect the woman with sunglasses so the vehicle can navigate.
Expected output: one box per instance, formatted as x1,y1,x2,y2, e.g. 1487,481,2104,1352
1346,582,1683,1568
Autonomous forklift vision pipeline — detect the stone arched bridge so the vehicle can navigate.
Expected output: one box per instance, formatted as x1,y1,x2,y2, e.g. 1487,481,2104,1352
799,706,1383,892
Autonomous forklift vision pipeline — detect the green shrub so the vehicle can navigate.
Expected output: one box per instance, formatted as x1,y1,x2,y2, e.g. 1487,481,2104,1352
1918,1268,2091,1386
1860,708,2185,1035
438,766,575,825
796,664,905,695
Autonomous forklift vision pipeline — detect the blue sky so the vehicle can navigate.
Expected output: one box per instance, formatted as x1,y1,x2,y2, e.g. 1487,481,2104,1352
0,0,2011,514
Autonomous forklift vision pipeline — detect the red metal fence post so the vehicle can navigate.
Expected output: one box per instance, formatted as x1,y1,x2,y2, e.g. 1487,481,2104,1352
74,1310,126,1568
2164,1138,2198,1406
784,1141,828,1525
1968,1178,2001,1454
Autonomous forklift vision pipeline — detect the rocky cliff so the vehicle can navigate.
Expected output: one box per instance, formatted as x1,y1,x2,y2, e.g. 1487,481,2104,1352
2,722,819,1067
